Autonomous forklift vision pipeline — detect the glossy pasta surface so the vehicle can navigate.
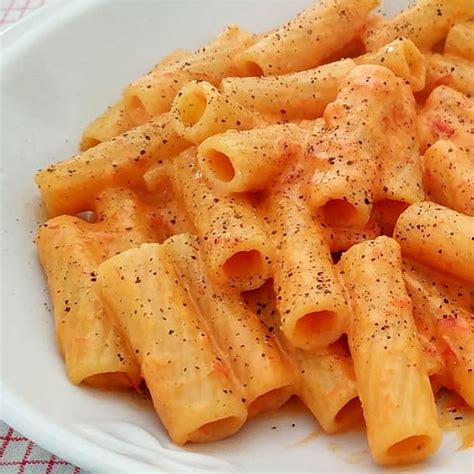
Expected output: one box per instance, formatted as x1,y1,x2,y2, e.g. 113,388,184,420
34,0,474,466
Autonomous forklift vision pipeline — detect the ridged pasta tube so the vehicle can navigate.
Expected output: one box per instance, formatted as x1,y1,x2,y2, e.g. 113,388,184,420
340,237,441,465
98,243,247,444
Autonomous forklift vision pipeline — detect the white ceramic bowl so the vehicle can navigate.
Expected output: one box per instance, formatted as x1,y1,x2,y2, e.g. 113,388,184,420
1,0,472,471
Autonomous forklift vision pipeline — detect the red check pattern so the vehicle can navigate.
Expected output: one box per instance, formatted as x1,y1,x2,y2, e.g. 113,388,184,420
0,0,46,31
0,423,82,473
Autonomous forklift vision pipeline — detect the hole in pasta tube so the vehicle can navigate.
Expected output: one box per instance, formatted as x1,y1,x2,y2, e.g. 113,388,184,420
321,199,360,227
239,60,264,77
386,435,431,460
222,250,264,282
82,372,141,390
334,397,364,431
127,95,149,124
294,311,338,346
248,385,294,418
203,149,236,182
80,137,101,151
373,200,409,236
188,416,244,443
403,42,425,90
175,90,208,127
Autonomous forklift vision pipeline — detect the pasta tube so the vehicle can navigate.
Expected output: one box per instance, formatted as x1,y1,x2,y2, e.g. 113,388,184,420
394,201,474,283
80,101,134,151
363,0,474,52
36,188,164,387
98,243,247,444
417,86,474,154
234,0,379,76
294,340,363,434
321,219,382,253
403,259,451,380
267,191,348,350
424,53,474,98
375,82,424,206
370,200,409,237
171,148,274,291
340,237,441,465
36,113,190,216
220,59,355,122
404,292,446,380
242,282,362,433
197,124,305,193
403,259,474,406
165,233,295,416
37,216,141,388
307,65,408,228
406,260,474,316
423,140,474,216
171,81,263,144
93,187,164,248
356,38,426,92
80,50,189,150
445,22,474,62
123,26,254,124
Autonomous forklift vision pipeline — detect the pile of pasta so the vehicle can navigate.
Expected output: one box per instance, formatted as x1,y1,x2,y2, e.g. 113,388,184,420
35,0,474,466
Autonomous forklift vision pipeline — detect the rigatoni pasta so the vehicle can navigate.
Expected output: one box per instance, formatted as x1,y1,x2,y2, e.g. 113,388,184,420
340,237,441,465
34,0,474,465
403,259,474,407
306,65,411,228
294,340,362,434
80,101,134,152
98,243,247,444
394,201,474,283
355,37,426,92
197,123,304,193
266,191,349,351
321,219,382,253
37,216,141,388
375,81,424,207
123,26,254,124
171,148,274,291
220,59,356,122
424,53,474,98
242,281,362,434
165,233,296,416
445,22,474,62
36,114,189,216
417,85,474,153
36,188,162,387
422,140,474,216
362,0,474,52
80,49,190,150
234,0,379,75
171,80,264,144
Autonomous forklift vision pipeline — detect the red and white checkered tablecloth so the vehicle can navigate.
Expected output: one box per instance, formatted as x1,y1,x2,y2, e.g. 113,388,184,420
0,425,82,473
1,5,83,473
0,0,46,31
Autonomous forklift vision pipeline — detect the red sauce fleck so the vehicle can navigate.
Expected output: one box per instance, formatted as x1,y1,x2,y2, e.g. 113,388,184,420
431,116,455,136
